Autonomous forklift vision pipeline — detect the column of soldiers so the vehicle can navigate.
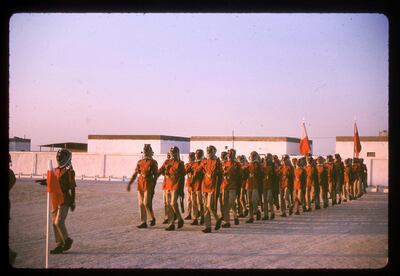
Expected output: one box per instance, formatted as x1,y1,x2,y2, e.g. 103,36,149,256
127,144,368,233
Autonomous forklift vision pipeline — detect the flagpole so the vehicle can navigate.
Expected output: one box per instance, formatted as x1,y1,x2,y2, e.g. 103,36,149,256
45,191,49,269
353,118,356,159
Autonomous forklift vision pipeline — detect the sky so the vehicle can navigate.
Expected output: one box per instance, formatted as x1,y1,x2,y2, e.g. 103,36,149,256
9,13,388,154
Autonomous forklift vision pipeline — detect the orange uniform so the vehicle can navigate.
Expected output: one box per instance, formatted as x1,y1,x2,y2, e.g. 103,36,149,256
305,165,316,188
242,162,262,190
279,164,293,189
191,160,204,192
159,159,185,191
131,159,158,193
185,161,195,191
294,166,305,190
261,162,274,191
195,158,222,193
221,160,242,191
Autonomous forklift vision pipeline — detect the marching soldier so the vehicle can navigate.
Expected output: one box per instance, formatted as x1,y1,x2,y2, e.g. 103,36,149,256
193,145,223,233
242,151,263,222
161,151,172,224
157,147,186,231
220,149,242,227
304,156,316,211
278,157,293,216
190,149,205,225
261,157,275,220
217,151,228,218
316,156,329,208
127,144,158,228
360,158,368,195
184,152,196,220
292,158,305,215
351,158,362,199
325,155,337,206
298,157,307,212
344,158,353,201
334,154,345,204
272,155,281,211
237,155,249,218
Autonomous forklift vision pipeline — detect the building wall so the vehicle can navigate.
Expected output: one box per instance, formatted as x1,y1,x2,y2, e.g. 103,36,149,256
88,139,161,154
190,140,292,157
160,140,190,154
9,141,31,151
336,141,388,186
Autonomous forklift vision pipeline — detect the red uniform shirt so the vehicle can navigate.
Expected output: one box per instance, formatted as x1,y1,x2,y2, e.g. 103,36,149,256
293,166,305,190
185,161,195,191
279,164,292,189
344,165,352,183
316,164,327,186
242,162,262,190
221,160,242,191
159,159,185,191
334,160,344,184
195,158,222,193
261,163,274,190
132,159,158,192
191,160,204,192
304,164,316,188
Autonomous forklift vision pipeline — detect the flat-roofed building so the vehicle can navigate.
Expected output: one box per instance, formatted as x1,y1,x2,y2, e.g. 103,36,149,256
88,135,190,154
9,136,31,151
336,134,388,186
190,136,312,158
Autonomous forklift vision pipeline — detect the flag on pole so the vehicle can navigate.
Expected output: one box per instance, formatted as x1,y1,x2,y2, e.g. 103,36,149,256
354,122,362,157
299,121,311,156
47,160,63,211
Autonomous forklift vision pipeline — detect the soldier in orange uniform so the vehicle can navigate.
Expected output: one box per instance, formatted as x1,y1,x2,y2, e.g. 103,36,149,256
237,155,249,217
161,151,172,224
220,148,242,227
278,158,293,216
298,157,307,212
334,154,345,204
304,156,316,211
157,147,186,231
217,151,228,217
241,151,263,223
272,155,281,211
325,155,337,206
184,152,196,220
292,158,305,215
127,144,158,228
360,158,368,195
194,145,223,233
316,156,329,208
344,158,353,201
351,158,362,199
189,149,205,225
261,158,275,220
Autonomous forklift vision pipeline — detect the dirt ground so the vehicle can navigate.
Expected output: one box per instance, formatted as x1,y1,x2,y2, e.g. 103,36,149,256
9,179,388,269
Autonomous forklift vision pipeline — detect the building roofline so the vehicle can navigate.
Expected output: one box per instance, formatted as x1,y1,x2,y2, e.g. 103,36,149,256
88,135,190,142
9,137,31,142
190,136,311,144
336,136,388,142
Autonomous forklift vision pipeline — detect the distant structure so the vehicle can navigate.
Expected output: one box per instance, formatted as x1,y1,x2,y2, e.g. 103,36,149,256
9,136,31,151
336,133,388,186
39,142,88,152
190,136,312,157
88,135,190,154
379,130,388,137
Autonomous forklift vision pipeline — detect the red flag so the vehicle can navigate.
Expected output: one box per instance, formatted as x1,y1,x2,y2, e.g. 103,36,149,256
354,122,362,157
46,160,63,210
299,122,311,156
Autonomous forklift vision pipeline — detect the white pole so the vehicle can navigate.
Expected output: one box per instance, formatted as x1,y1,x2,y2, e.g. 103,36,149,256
45,160,53,269
46,191,50,269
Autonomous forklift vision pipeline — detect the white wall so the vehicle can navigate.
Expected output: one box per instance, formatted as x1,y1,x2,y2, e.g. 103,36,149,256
88,139,161,154
190,140,292,158
335,141,388,186
160,140,190,154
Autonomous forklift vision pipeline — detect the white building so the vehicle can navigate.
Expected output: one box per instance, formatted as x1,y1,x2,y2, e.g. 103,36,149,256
9,136,31,151
190,136,312,157
336,135,388,186
88,135,190,154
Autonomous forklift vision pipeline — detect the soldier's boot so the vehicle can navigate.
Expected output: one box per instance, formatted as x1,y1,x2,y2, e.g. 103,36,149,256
256,210,261,220
222,222,231,228
162,218,169,224
200,216,205,225
184,214,192,220
234,218,240,225
246,217,254,223
270,213,275,220
137,222,147,229
289,207,293,216
165,224,175,231
202,227,211,233
177,219,184,229
150,218,156,226
215,218,222,230
190,219,198,225
244,209,249,217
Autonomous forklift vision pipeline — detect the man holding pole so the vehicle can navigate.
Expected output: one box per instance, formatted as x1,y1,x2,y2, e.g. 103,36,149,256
48,149,76,254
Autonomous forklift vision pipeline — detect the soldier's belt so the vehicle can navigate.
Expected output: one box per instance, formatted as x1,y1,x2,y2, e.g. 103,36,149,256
206,173,212,178
249,173,255,177
223,176,230,180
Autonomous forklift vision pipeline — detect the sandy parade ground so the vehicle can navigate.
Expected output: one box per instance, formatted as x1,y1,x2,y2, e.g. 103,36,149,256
9,178,388,269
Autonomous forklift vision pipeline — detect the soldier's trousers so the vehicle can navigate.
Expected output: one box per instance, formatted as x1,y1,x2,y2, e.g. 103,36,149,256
305,185,313,210
222,189,238,223
247,189,259,219
163,190,169,220
328,180,336,204
346,180,353,200
312,184,320,208
336,181,343,203
353,179,361,198
292,188,301,212
52,205,70,246
166,190,183,226
138,190,155,223
280,187,292,214
191,190,203,219
186,189,192,215
239,187,248,214
273,181,280,208
203,192,219,228
300,186,307,210
320,184,329,207
262,189,274,218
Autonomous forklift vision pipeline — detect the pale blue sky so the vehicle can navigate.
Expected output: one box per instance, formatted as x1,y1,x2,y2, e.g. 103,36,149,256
9,13,388,154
